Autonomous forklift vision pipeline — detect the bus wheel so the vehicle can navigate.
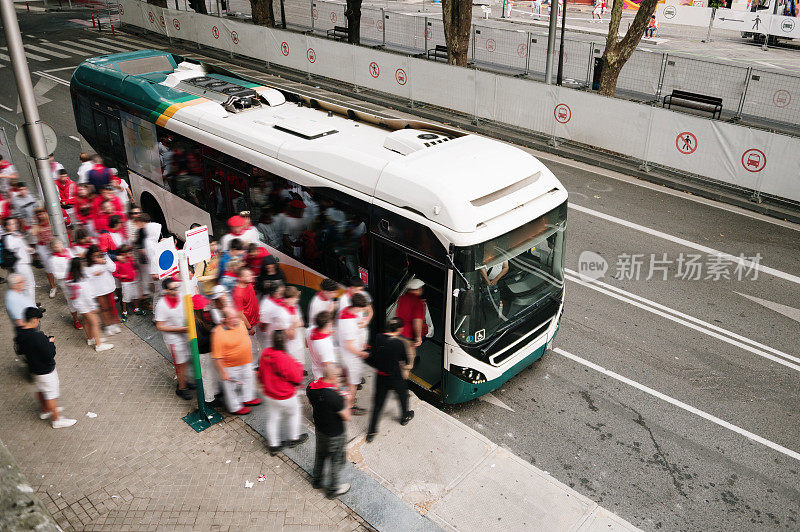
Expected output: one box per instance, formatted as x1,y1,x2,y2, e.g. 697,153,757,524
140,193,167,237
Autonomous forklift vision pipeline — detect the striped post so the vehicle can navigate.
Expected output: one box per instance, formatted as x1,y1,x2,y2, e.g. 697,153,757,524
178,250,223,432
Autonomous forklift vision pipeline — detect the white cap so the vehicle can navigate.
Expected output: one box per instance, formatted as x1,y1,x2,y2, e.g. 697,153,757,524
406,278,424,290
210,285,227,300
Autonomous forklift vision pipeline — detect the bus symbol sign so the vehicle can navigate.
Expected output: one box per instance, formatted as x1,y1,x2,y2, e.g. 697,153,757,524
212,26,219,39
395,68,407,85
312,8,318,19
307,48,316,63
173,18,180,31
281,41,289,56
741,149,766,172
517,43,527,57
330,11,337,23
231,31,239,44
486,38,496,52
148,11,155,23
781,18,795,32
118,4,124,15
773,89,791,108
664,5,677,19
554,103,571,123
369,61,380,78
377,20,383,30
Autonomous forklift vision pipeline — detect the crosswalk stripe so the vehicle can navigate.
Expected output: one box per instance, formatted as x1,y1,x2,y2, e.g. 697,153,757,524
0,51,10,62
95,37,143,50
0,47,48,62
80,39,135,53
58,40,114,55
25,44,71,59
37,40,90,56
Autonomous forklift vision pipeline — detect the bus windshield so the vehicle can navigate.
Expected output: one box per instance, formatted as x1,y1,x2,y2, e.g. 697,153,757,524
452,202,566,345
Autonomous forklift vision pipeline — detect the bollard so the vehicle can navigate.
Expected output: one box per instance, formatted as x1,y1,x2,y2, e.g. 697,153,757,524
111,20,115,36
91,11,96,27
26,2,29,11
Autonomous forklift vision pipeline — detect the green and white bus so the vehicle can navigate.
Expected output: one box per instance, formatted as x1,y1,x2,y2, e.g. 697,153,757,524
71,50,567,403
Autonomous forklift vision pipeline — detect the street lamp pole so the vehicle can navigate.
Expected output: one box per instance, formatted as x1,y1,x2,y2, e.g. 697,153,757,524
545,0,558,83
0,0,68,243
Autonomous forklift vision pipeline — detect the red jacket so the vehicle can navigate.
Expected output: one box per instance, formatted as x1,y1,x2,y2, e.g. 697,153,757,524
113,258,137,282
55,178,77,206
258,348,303,400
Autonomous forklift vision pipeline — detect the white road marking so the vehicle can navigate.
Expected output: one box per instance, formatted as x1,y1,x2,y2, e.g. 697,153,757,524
553,347,800,462
0,103,13,112
25,44,70,59
91,38,140,52
736,292,800,324
33,71,70,87
69,135,81,143
58,40,114,55
478,392,515,412
36,40,89,56
0,51,9,61
0,47,48,62
566,273,800,372
569,203,800,286
42,65,81,73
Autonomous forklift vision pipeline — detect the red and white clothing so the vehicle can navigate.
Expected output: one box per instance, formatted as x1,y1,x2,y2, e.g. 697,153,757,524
51,249,76,313
85,257,117,298
77,160,93,184
4,231,35,302
259,296,290,351
336,307,364,386
68,277,97,315
55,177,77,209
35,223,54,274
0,160,16,195
308,291,335,331
112,177,131,208
154,295,189,364
219,228,259,251
114,258,139,303
280,299,305,365
308,328,336,380
97,230,125,254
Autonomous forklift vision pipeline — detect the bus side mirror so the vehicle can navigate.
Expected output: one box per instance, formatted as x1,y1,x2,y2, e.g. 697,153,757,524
456,288,475,316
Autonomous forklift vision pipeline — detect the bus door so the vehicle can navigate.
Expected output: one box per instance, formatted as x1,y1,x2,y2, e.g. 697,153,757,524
371,238,447,394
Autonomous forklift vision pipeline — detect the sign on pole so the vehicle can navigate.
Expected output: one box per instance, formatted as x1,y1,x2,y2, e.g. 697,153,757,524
184,225,211,266
150,237,180,279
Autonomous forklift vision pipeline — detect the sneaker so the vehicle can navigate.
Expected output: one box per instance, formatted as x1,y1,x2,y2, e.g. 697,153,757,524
104,326,116,336
134,308,145,315
351,406,367,416
87,338,96,346
39,407,63,420
175,387,192,400
327,483,350,499
120,312,128,323
73,320,83,330
51,417,77,429
285,433,308,448
49,287,57,298
110,324,122,334
268,445,283,456
231,407,251,415
95,343,114,352
311,479,323,490
400,411,415,426
243,398,261,406
365,433,376,443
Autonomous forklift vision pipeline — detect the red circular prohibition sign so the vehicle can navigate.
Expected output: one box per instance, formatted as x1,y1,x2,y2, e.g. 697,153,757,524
554,103,571,123
675,131,697,154
741,149,766,172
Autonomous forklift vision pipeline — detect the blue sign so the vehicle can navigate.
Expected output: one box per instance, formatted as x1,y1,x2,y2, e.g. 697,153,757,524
159,250,175,271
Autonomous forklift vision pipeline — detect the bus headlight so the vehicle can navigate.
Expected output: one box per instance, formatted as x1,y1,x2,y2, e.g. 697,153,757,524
449,364,487,384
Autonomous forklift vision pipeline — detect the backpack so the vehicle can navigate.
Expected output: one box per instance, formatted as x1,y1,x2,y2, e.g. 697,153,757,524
0,234,18,270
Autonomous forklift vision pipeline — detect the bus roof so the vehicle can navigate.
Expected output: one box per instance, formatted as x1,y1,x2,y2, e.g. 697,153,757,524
71,50,565,235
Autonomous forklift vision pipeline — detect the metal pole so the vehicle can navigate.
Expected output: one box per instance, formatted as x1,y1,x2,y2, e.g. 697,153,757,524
736,66,752,119
545,0,558,83
762,0,778,50
311,0,315,33
556,0,566,85
471,25,476,64
524,32,531,75
586,41,594,87
501,0,506,18
280,0,286,28
216,0,222,17
381,8,385,45
704,7,715,43
0,0,67,244
424,17,429,56
655,52,667,99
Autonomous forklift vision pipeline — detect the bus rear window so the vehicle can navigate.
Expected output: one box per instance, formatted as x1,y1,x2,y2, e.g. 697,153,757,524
116,56,174,76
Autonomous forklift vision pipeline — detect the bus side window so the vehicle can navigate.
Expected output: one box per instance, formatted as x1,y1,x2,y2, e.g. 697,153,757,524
76,95,93,139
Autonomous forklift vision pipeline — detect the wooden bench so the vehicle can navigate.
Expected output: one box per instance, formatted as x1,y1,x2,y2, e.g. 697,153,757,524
663,90,723,119
326,26,349,41
427,45,449,62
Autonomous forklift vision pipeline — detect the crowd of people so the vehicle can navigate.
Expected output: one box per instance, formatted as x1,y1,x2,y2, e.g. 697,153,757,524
3,152,429,499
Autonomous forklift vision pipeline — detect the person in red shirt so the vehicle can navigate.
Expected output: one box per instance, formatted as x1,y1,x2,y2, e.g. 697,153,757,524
73,184,94,227
394,278,428,348
113,245,143,321
91,186,124,219
232,267,260,356
245,242,270,272
257,330,307,455
54,169,77,215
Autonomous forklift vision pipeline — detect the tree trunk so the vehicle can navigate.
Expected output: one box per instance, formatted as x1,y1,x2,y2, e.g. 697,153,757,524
442,0,471,66
598,0,659,96
345,0,362,44
189,0,208,15
147,0,168,8
250,0,275,27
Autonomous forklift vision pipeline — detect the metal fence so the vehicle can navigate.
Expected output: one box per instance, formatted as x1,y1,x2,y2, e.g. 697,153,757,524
180,0,800,130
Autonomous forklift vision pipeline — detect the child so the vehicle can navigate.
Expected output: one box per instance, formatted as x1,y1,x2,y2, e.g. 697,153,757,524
49,239,82,330
67,257,113,352
86,245,120,335
113,245,143,322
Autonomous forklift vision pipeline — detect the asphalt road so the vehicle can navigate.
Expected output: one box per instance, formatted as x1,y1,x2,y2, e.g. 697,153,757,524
2,10,798,531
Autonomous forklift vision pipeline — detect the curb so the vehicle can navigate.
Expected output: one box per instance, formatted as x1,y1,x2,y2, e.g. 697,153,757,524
0,439,60,532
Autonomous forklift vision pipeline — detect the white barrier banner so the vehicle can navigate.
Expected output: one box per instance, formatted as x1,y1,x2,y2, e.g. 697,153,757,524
769,14,800,38
163,8,195,42
142,4,169,36
657,4,712,27
305,34,354,84
383,12,425,53
492,74,554,134
117,0,142,28
352,45,411,100
409,57,475,117
194,13,231,53
758,132,800,202
714,8,770,33
312,0,346,32
266,29,310,73
473,26,529,73
223,18,268,61
551,86,651,161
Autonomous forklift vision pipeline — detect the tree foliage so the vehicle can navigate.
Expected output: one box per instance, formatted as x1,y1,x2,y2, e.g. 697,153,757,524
598,0,659,96
442,0,471,66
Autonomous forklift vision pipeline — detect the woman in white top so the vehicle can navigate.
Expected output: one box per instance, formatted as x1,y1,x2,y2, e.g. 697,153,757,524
282,286,305,366
2,217,36,302
85,245,121,336
49,239,82,330
67,257,113,352
258,281,286,352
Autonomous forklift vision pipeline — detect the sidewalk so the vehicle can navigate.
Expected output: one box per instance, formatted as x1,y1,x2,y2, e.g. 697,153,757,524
0,271,371,531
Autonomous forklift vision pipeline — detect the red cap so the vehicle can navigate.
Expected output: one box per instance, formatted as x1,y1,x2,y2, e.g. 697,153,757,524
192,294,209,310
228,215,245,227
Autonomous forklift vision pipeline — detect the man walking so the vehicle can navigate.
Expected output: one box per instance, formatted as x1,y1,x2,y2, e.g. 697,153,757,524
212,307,261,414
307,364,352,499
154,278,192,399
17,307,77,428
336,293,370,415
366,318,414,442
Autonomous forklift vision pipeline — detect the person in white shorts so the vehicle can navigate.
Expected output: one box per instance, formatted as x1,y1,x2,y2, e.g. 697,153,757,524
282,286,305,366
338,276,373,348
16,307,77,428
308,310,336,380
336,292,370,415
154,278,192,400
258,281,286,352
67,257,112,351
48,239,81,330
